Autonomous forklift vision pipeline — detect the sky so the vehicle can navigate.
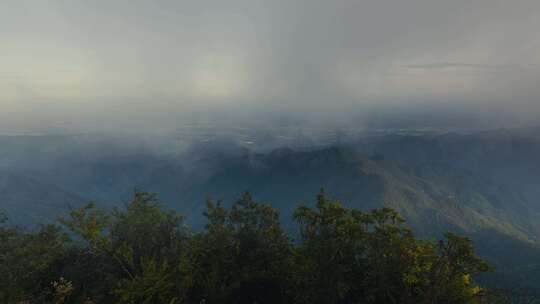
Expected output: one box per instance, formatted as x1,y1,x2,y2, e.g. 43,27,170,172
1,0,540,133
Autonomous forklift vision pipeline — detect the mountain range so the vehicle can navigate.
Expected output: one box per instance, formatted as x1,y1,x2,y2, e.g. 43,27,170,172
1,127,540,290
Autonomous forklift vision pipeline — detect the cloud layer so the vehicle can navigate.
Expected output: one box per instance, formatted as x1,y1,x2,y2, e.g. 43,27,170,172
1,0,539,132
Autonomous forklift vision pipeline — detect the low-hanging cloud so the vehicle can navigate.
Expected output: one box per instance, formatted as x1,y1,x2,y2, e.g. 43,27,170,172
403,63,540,71
1,0,539,133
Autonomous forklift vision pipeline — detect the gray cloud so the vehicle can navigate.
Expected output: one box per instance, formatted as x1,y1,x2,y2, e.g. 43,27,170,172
1,0,539,133
403,63,540,71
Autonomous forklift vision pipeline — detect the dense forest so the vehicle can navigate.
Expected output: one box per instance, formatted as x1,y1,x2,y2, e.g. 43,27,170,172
1,190,515,304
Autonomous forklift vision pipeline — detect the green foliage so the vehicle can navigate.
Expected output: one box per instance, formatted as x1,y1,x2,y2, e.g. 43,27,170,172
0,223,71,303
1,190,496,303
292,189,489,304
60,191,192,303
189,192,293,303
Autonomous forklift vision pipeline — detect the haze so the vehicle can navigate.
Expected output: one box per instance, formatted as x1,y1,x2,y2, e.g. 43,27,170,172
1,0,540,133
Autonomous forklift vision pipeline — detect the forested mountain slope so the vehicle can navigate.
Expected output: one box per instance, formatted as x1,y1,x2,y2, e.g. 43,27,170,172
0,171,84,225
2,129,540,291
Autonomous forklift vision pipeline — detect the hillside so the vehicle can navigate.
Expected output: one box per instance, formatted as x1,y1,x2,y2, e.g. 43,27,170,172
0,171,84,226
2,129,540,291
3,130,540,237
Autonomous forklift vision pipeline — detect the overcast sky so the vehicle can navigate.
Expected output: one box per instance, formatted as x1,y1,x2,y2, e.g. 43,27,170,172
1,0,539,132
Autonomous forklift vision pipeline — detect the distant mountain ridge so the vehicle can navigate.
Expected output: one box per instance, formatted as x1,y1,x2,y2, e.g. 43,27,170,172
2,128,540,290
2,128,540,234
0,171,84,226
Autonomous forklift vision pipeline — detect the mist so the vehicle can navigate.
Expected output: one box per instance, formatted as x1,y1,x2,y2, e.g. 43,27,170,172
1,0,540,134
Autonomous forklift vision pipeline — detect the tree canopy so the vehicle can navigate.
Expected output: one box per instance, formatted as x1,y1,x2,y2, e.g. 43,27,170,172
0,190,496,303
